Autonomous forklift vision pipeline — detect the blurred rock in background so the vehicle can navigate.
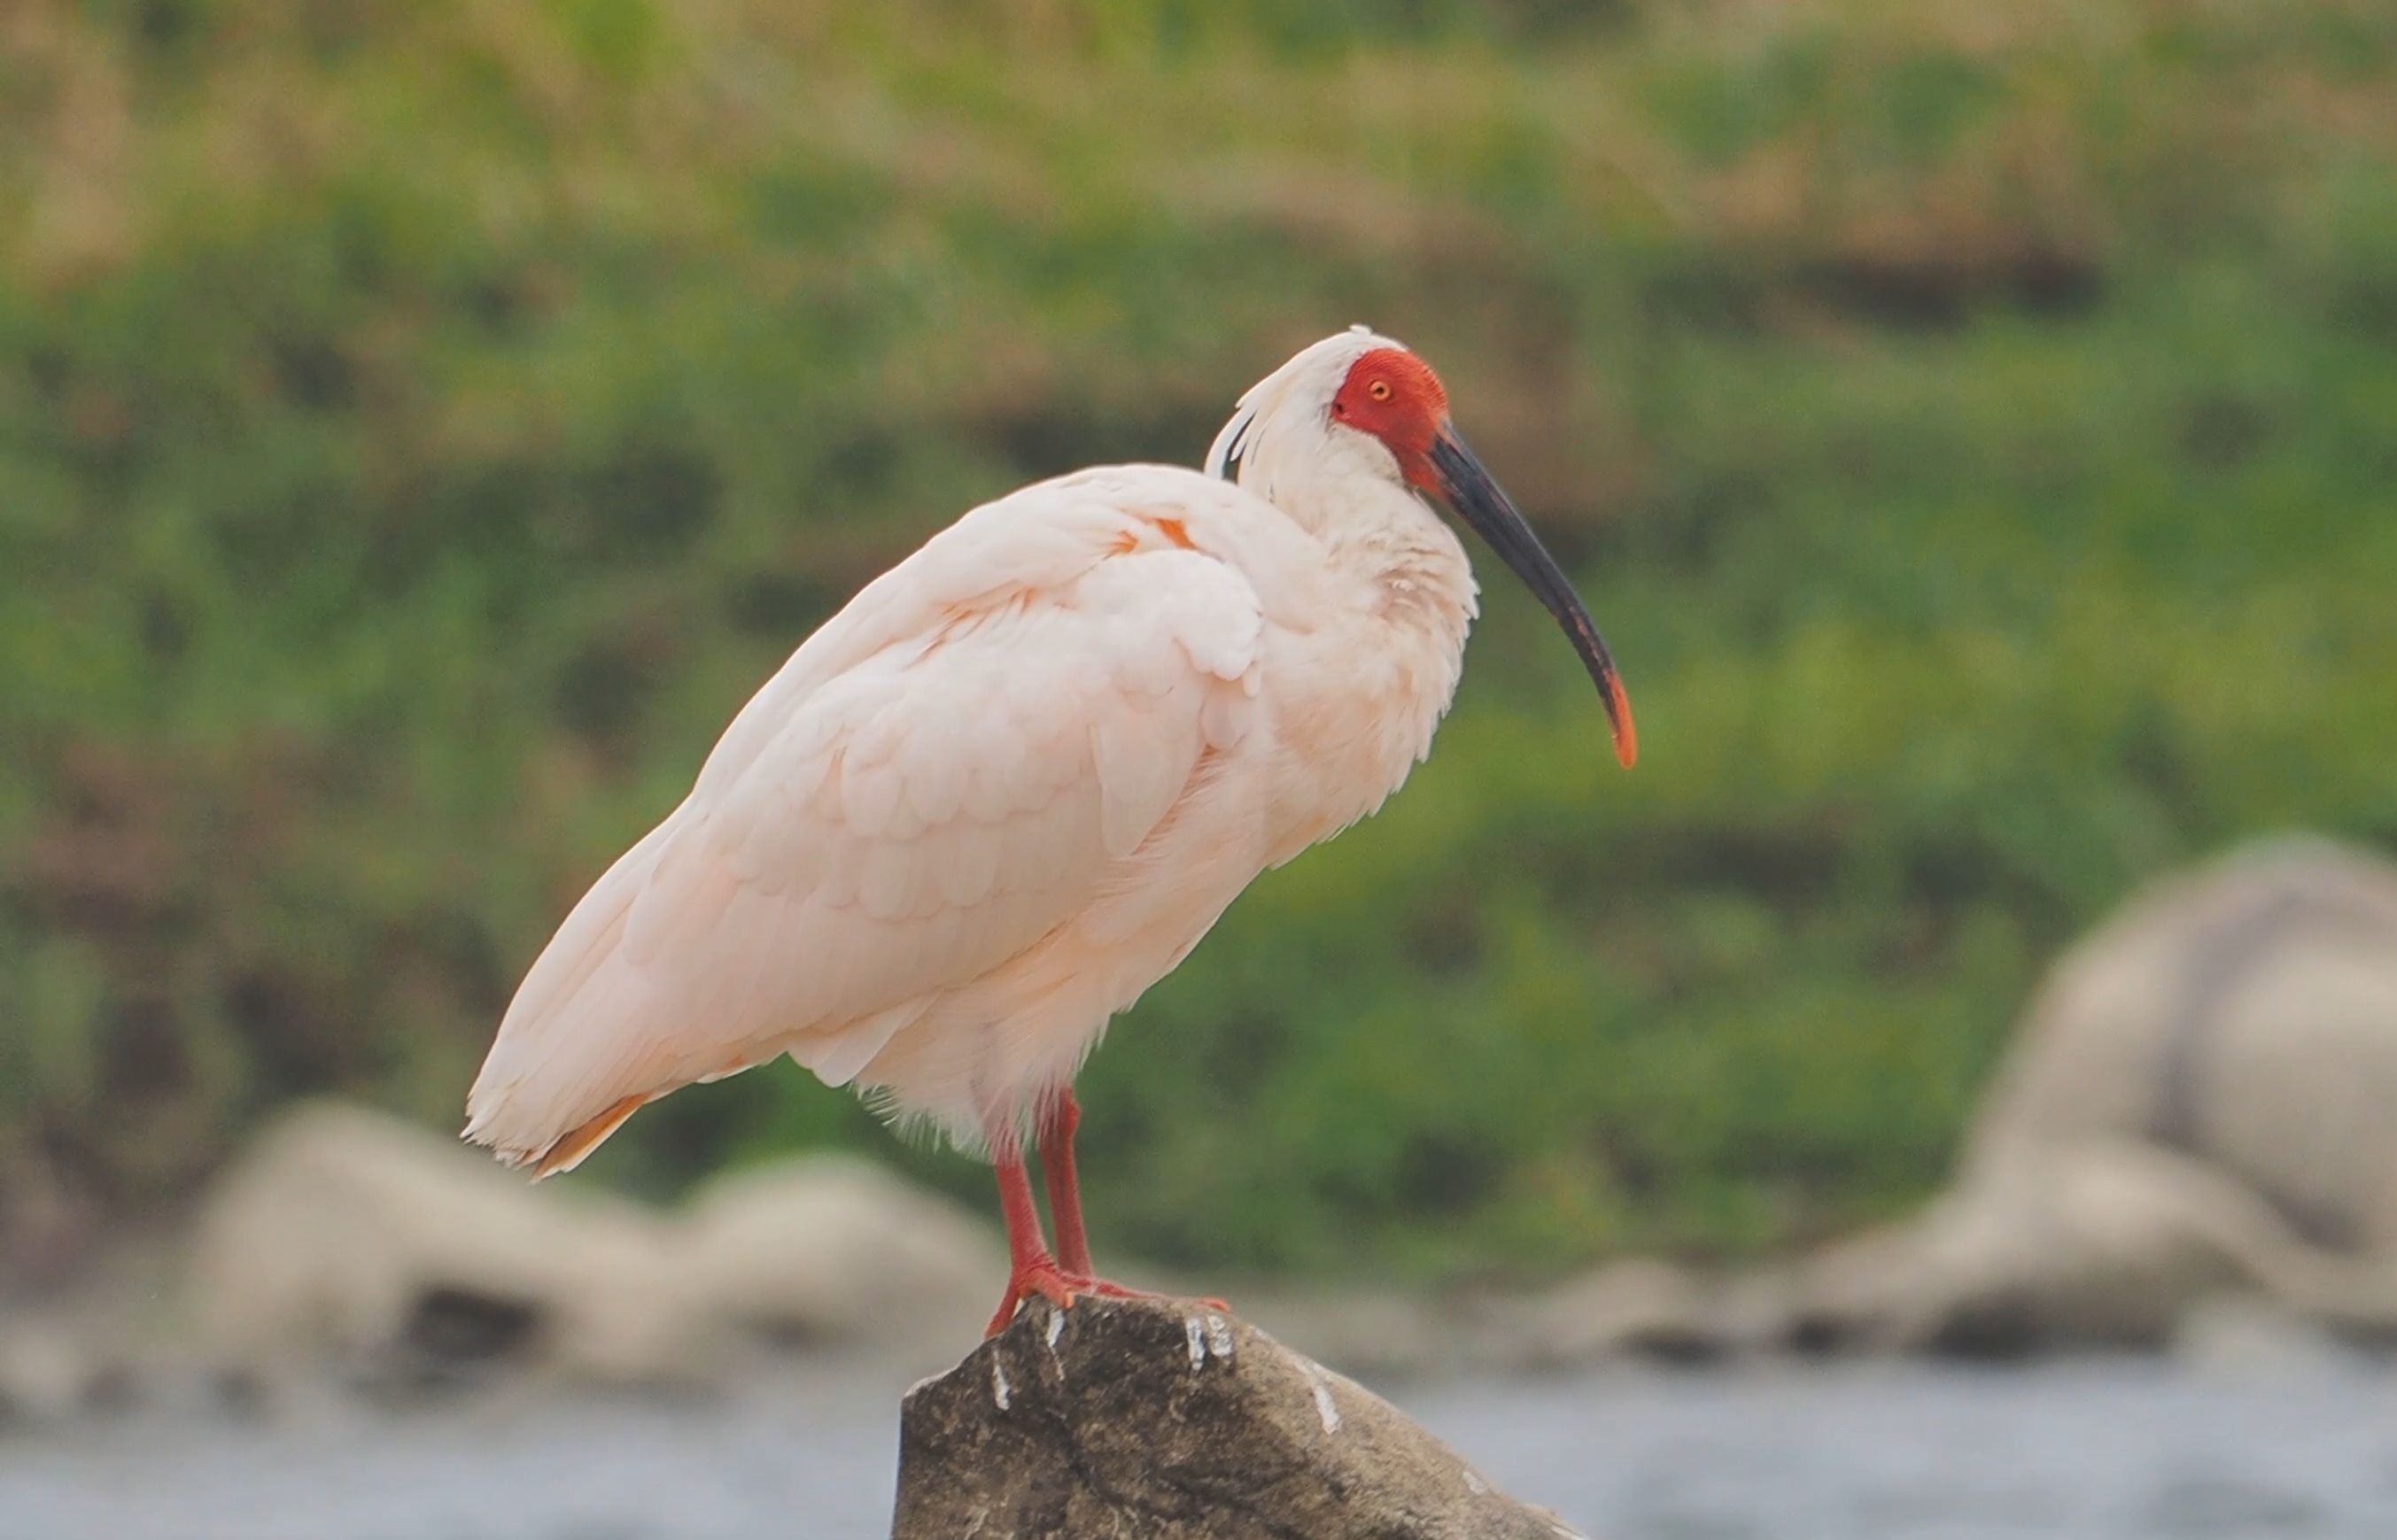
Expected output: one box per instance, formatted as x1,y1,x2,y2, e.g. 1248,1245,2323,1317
184,1103,998,1403
678,1153,1001,1351
1522,838,2397,1366
1789,837,2397,1358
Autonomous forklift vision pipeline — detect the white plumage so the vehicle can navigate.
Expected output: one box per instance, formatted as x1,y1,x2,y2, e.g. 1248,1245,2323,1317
465,328,1633,1329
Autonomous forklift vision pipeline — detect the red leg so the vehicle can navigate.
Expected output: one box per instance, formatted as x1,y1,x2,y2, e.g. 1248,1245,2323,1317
984,1144,1077,1338
1036,1090,1229,1315
1039,1091,1095,1277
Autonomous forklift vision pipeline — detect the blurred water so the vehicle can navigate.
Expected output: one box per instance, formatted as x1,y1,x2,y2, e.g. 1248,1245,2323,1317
4,1357,2395,1540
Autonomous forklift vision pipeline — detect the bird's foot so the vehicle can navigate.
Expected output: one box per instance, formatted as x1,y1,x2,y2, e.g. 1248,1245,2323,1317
1068,1274,1231,1316
984,1255,1081,1338
985,1265,1229,1335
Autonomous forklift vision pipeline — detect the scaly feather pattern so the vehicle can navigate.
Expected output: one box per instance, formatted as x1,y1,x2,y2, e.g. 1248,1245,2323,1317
466,468,1300,1169
467,329,1500,1179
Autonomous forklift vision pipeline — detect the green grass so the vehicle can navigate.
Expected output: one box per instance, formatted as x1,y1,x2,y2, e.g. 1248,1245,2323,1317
3,0,2393,1278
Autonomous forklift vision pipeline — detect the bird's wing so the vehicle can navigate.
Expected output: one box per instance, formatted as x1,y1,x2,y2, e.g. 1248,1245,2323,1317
464,468,1274,1172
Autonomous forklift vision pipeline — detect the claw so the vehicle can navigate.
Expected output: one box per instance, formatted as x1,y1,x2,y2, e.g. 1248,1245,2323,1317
983,1265,1231,1337
984,1257,1080,1337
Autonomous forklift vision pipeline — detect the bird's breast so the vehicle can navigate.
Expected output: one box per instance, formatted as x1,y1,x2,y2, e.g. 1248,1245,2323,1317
1258,559,1474,863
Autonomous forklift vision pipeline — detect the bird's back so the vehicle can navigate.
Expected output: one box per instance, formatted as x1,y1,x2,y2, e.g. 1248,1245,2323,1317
465,466,1309,1170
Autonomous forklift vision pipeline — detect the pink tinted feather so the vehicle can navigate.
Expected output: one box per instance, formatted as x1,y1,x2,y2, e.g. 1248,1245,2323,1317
462,467,1276,1169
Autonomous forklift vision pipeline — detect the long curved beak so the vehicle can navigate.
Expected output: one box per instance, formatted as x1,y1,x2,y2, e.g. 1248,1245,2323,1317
1429,426,1637,769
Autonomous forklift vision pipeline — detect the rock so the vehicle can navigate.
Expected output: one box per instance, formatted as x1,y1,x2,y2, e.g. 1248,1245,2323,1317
2175,1298,2354,1380
182,1102,1020,1394
892,1296,1586,1540
1793,1141,2301,1356
1523,1258,1732,1366
0,1317,112,1428
1230,1288,1464,1379
1969,836,2397,1248
1788,838,2397,1357
0,1325,82,1426
679,1154,1002,1353
186,1102,713,1393
1712,1267,1802,1354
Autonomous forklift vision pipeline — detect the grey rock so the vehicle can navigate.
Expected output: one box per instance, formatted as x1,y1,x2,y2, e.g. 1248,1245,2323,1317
1788,837,2397,1357
187,1102,710,1392
0,1318,105,1428
2175,1297,2354,1380
1969,834,2397,1248
680,1154,1001,1357
1231,1288,1470,1379
892,1296,1583,1540
184,1103,1007,1395
1522,1258,1730,1367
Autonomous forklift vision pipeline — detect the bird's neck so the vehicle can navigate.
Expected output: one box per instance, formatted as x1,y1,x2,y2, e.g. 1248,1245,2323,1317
1261,468,1480,650
1245,467,1479,864
1224,403,1472,623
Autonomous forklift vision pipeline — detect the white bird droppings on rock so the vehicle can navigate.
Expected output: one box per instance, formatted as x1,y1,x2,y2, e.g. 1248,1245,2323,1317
902,1297,1571,1536
1044,1308,1065,1352
1300,1360,1343,1435
990,1356,1012,1412
1206,1312,1234,1360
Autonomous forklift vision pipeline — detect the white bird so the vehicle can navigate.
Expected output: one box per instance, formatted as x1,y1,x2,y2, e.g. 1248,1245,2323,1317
464,327,1635,1334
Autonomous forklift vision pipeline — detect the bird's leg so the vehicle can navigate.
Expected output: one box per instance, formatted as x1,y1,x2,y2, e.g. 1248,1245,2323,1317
985,1134,1078,1338
1035,1089,1230,1314
1037,1090,1095,1277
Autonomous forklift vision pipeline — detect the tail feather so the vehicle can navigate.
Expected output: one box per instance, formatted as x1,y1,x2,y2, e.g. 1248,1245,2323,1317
520,1094,648,1180
462,821,671,1175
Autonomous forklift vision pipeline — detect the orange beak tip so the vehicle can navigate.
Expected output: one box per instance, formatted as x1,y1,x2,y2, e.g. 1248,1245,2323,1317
1607,679,1638,770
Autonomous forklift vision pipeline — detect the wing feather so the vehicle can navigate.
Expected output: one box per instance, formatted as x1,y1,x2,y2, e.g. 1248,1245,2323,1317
464,471,1275,1166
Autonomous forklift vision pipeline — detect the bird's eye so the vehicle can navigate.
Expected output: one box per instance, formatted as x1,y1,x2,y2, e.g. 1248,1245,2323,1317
1368,380,1392,402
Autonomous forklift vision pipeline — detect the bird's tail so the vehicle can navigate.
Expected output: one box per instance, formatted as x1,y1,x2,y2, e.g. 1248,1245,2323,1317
530,1094,648,1178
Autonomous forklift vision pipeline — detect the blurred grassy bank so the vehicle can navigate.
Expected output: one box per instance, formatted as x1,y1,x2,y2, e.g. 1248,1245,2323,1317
4,0,2394,1278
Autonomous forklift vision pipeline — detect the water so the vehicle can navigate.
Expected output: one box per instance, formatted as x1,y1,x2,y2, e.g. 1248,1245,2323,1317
4,1358,2396,1539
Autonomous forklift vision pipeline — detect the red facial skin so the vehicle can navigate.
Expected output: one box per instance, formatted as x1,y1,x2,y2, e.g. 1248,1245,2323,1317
1328,344,1640,771
1329,347,1450,491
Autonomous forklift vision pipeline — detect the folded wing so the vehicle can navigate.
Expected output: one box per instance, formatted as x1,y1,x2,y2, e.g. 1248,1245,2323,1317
463,470,1269,1172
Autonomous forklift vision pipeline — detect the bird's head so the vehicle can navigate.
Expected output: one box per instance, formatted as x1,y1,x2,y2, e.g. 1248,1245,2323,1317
1325,345,1450,492
1208,329,1636,770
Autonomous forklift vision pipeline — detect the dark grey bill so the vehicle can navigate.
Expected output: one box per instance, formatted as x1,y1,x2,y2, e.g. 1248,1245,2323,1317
1428,428,1637,768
